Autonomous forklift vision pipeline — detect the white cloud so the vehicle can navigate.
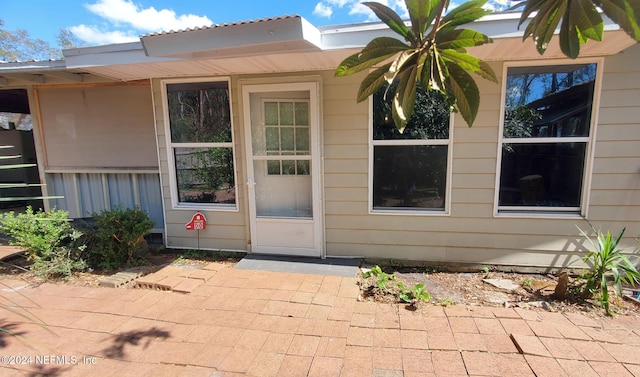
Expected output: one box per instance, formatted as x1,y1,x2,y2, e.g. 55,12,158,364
347,2,381,20
85,0,212,31
69,0,213,45
389,0,409,18
313,3,333,18
483,0,513,12
314,0,410,22
69,24,139,45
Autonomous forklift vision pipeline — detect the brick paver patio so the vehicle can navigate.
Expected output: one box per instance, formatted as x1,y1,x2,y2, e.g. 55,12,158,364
1,266,640,376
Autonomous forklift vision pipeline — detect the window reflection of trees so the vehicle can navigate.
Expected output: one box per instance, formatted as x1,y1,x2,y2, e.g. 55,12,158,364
373,84,449,140
168,86,231,143
167,82,235,205
503,64,596,140
372,84,450,210
499,63,596,209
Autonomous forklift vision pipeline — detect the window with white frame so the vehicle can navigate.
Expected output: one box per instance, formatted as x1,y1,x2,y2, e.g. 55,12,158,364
371,83,451,212
166,81,236,207
497,62,598,213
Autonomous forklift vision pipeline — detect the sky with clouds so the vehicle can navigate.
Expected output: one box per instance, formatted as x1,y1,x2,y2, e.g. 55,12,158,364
1,0,514,46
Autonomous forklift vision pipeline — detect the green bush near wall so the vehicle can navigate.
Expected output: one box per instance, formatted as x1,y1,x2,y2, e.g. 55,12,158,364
86,206,155,269
0,206,87,278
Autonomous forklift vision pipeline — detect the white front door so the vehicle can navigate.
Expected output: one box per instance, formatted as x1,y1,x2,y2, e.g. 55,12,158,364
242,82,323,257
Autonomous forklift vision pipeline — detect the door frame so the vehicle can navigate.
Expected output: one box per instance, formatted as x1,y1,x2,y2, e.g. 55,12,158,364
241,81,324,257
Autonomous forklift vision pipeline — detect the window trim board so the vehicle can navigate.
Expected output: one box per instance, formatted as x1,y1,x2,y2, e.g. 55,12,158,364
367,88,454,216
493,58,605,218
160,76,240,212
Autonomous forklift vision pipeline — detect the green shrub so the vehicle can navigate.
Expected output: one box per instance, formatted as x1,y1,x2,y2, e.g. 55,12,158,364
0,207,87,278
398,282,431,306
88,206,154,269
363,265,431,307
362,265,396,290
578,225,640,315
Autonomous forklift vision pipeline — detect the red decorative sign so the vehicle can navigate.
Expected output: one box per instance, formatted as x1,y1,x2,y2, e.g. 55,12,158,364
185,212,207,230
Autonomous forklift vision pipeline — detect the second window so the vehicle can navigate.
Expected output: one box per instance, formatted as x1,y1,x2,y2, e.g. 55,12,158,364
371,84,452,212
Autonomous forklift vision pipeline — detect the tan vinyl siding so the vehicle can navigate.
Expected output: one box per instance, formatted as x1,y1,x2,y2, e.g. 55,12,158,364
590,43,640,231
322,51,639,267
151,77,247,251
321,70,369,226
149,48,639,266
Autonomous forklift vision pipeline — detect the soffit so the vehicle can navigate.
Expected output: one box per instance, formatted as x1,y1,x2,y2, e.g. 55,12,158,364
471,30,635,61
75,49,353,81
0,63,118,88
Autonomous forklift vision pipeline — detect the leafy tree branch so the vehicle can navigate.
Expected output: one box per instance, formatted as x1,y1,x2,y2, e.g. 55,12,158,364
335,0,639,132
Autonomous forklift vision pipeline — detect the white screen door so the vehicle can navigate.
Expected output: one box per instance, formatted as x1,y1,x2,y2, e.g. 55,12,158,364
242,82,322,257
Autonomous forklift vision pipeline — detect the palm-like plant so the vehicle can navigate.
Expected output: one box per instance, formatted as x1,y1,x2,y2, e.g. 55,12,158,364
335,0,497,132
335,0,639,132
515,0,640,59
578,225,640,315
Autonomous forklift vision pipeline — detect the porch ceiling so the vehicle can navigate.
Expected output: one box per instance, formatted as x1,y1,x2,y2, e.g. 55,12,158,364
471,30,636,61
74,49,354,81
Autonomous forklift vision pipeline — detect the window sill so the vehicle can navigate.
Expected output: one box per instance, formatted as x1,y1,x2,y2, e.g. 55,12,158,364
371,208,449,216
495,210,583,219
173,203,238,212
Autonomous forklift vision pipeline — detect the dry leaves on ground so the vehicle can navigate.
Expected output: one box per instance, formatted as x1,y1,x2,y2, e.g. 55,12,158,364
358,265,640,318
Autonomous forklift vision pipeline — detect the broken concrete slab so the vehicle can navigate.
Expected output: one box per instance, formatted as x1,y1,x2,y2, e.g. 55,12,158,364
483,278,520,291
188,269,216,282
484,290,511,304
172,278,203,294
154,275,185,291
202,262,228,271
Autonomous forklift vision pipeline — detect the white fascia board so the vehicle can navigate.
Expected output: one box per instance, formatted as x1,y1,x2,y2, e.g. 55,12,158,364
63,41,179,69
319,11,623,50
141,16,322,59
0,60,66,72
300,17,322,49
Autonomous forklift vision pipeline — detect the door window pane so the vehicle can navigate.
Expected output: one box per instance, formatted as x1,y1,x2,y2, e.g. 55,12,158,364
281,127,295,152
279,102,294,125
295,102,309,125
266,127,279,151
264,102,279,125
296,127,309,152
259,100,311,176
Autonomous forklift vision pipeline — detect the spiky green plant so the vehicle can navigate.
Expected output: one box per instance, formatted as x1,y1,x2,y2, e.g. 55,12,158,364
578,225,640,315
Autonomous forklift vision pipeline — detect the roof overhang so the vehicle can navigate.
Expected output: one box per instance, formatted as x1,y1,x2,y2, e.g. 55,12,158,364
320,11,636,59
0,12,637,86
63,42,177,69
470,30,635,61
0,59,119,87
140,16,322,60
